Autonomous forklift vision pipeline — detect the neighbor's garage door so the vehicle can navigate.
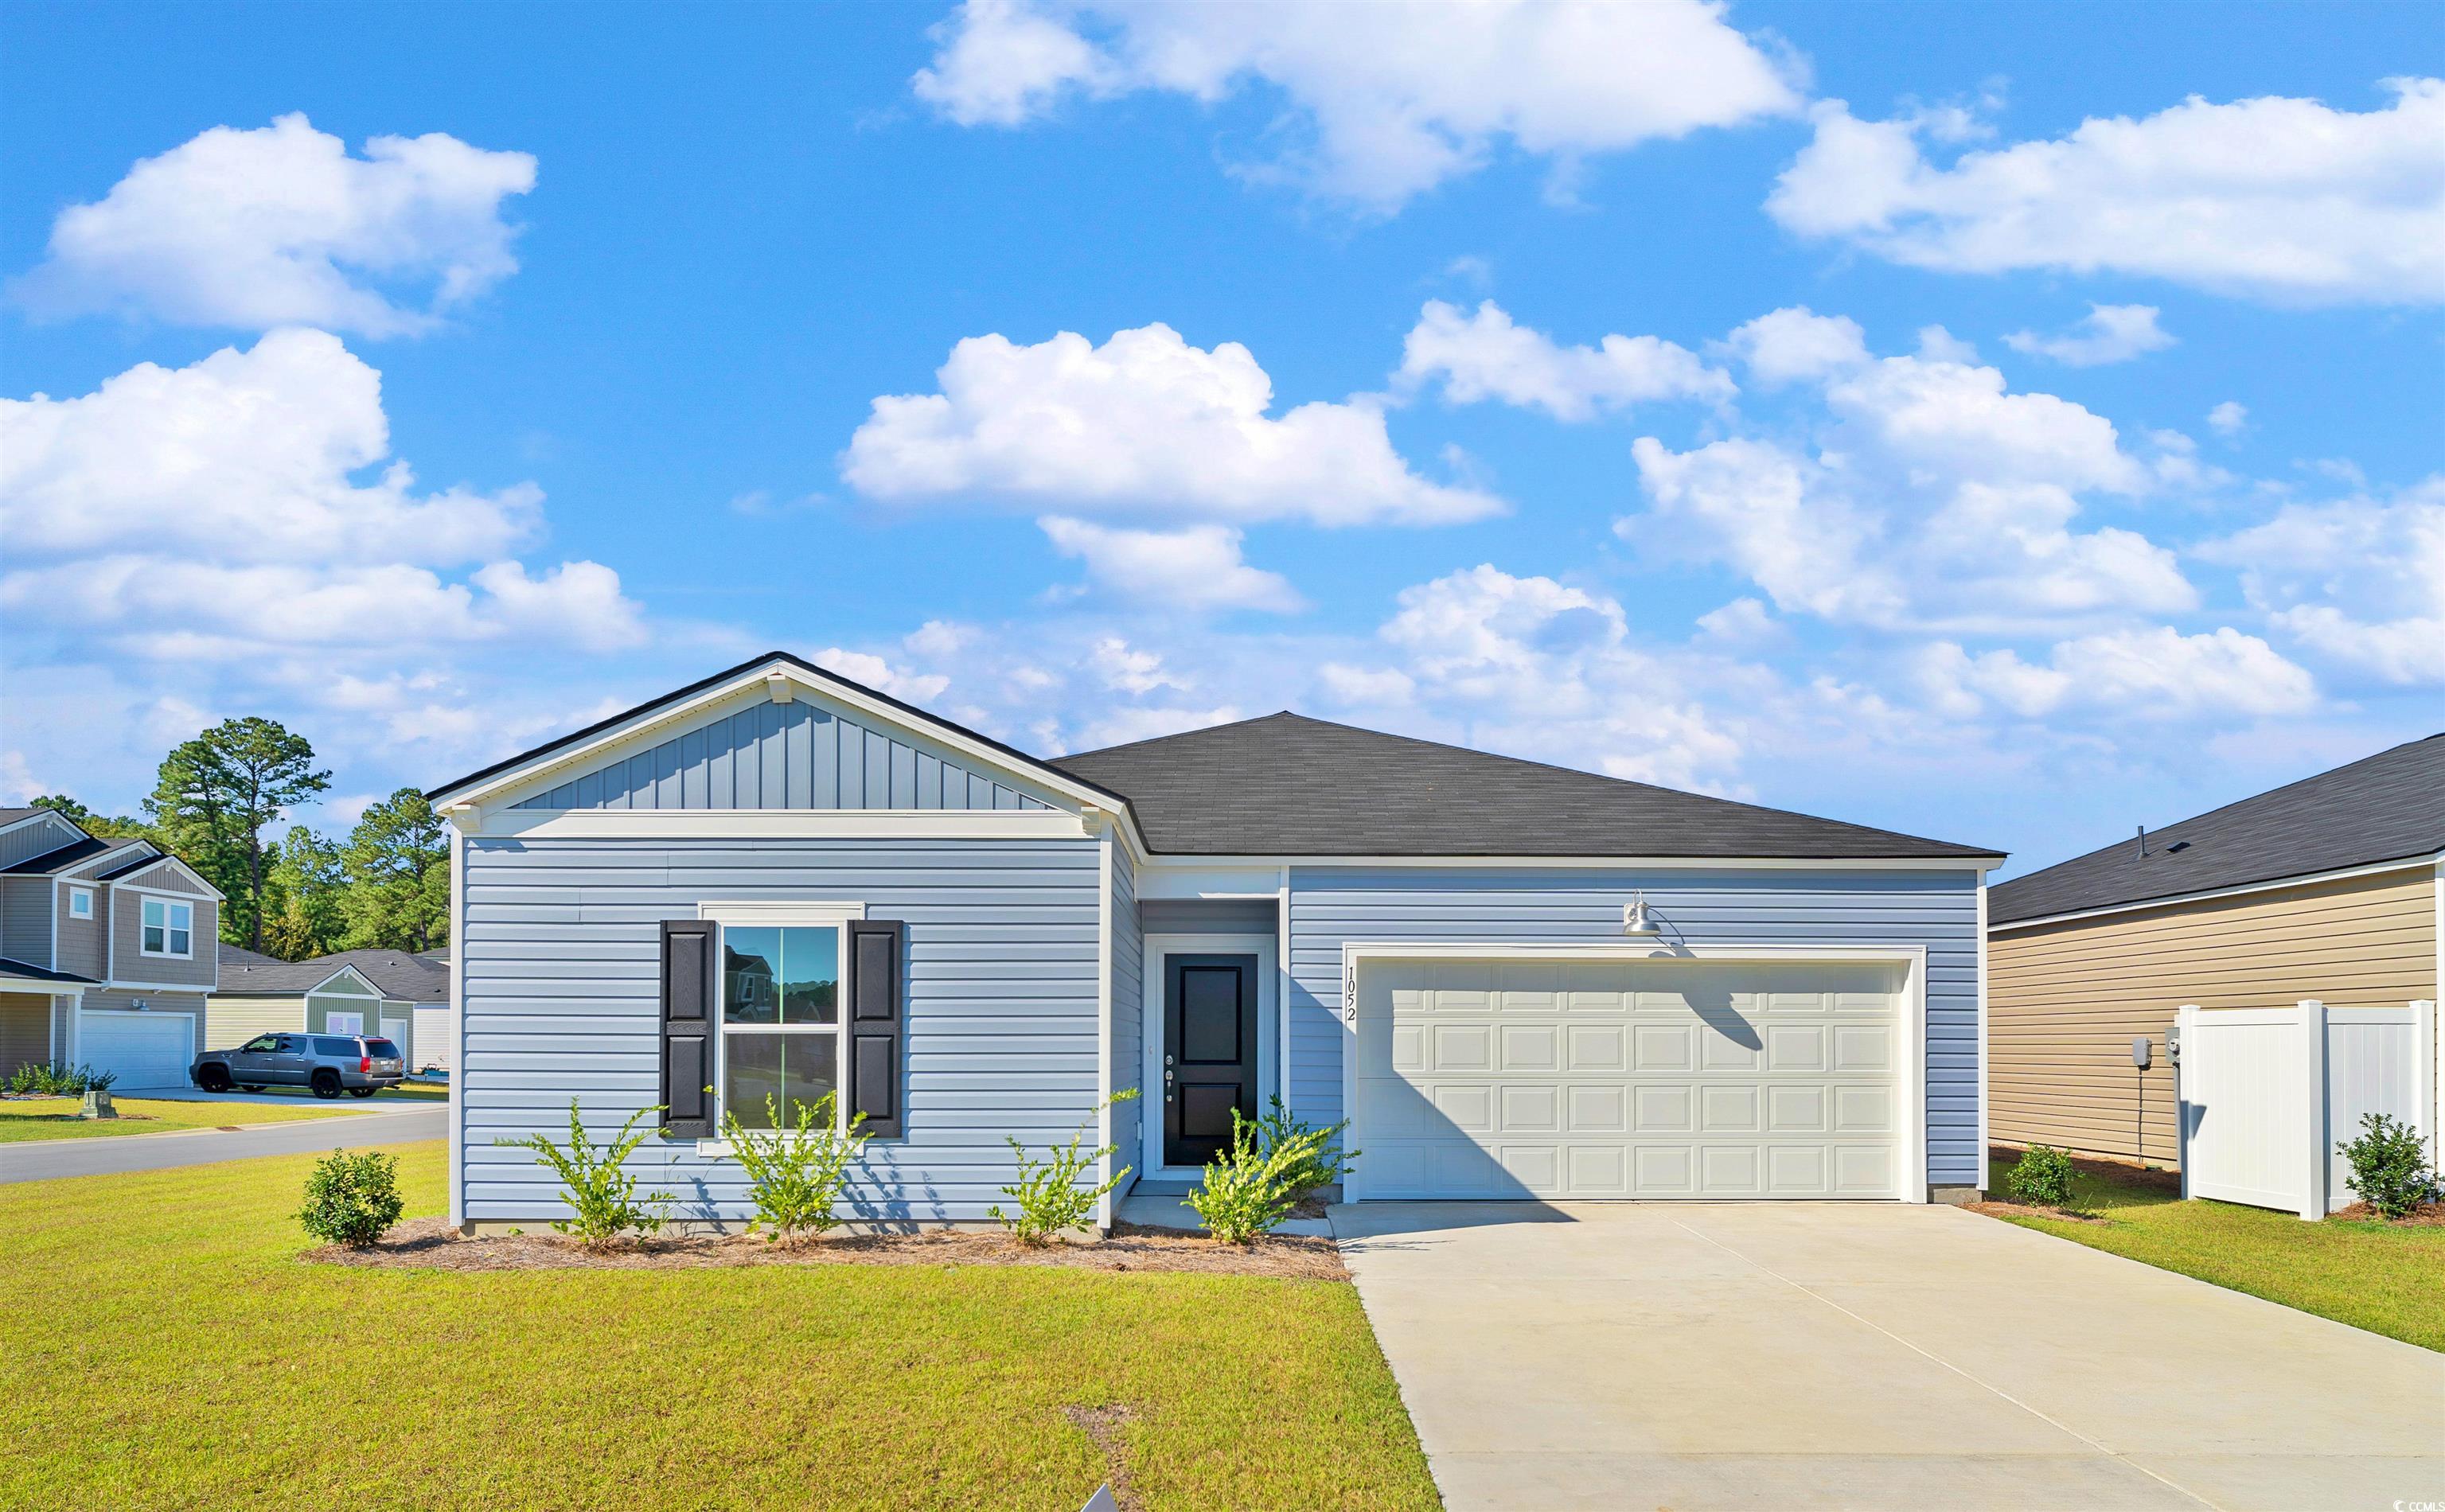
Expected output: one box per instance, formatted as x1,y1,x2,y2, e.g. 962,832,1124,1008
78,1011,195,1089
1355,957,1905,1199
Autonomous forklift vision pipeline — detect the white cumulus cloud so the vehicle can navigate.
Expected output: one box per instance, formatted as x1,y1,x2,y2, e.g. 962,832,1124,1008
1396,299,1732,421
11,113,537,337
1768,80,2445,306
1917,627,2317,719
912,0,1800,209
1040,516,1304,613
2004,304,2176,367
2197,482,2445,684
841,322,1500,526
2207,400,2249,438
1719,306,1868,386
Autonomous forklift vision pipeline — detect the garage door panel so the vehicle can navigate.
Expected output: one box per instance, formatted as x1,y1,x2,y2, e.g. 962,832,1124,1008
79,1011,193,1089
1357,957,1906,1201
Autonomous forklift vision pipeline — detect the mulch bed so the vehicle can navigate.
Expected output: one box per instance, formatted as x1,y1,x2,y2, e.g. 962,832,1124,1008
305,1217,1348,1280
2329,1198,2445,1226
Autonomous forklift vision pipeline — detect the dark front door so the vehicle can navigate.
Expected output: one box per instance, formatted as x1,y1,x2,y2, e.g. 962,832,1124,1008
1164,953,1258,1168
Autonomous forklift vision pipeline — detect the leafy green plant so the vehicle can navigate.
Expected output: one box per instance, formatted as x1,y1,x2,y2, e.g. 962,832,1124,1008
2005,1144,2080,1210
497,1100,675,1246
719,1090,869,1241
5,1061,115,1096
2338,1113,2438,1220
296,1150,404,1246
1250,1097,1359,1200
1187,1109,1327,1244
989,1089,1141,1245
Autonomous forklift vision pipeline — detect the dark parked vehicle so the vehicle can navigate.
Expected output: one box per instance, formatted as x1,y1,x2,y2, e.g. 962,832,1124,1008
190,1033,406,1099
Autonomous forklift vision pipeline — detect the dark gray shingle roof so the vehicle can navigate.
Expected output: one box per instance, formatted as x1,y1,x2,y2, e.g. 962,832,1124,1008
0,808,43,826
1051,712,2000,860
1991,733,2445,925
214,948,449,1003
1,836,122,875
0,955,98,984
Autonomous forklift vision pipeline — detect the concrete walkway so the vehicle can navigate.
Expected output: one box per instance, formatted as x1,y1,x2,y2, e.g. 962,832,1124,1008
0,1107,444,1184
1333,1201,2445,1512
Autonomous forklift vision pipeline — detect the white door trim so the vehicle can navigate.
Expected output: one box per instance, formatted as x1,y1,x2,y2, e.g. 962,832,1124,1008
1141,932,1279,1183
1335,941,1928,1204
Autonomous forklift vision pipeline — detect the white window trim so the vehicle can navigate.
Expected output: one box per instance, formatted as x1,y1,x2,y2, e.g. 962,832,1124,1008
693,901,866,1155
1140,932,1280,1183
68,885,93,921
139,896,196,960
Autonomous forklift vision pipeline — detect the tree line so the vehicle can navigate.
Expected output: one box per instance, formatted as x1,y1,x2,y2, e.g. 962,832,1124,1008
33,715,446,961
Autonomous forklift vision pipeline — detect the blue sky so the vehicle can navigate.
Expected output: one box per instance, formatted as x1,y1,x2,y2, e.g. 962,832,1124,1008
2,0,2438,876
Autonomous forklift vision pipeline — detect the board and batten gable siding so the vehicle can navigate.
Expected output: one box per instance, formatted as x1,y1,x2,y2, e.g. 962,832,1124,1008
111,885,216,988
0,816,80,868
509,696,1054,813
1989,866,2439,1164
1285,867,1985,1191
459,835,1102,1223
0,877,53,967
1108,837,1144,1176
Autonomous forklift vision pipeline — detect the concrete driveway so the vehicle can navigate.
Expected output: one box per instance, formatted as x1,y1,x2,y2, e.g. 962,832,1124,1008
1333,1202,2444,1512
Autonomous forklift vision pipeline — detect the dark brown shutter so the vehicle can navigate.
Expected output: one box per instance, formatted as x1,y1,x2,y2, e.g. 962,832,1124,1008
846,918,905,1139
660,919,716,1139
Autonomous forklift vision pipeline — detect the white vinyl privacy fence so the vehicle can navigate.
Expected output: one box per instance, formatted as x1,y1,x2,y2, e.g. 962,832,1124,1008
2176,1000,2438,1219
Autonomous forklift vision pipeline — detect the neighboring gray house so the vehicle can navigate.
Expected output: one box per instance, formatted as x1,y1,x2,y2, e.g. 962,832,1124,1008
0,806,224,1088
210,945,450,1070
427,653,2002,1231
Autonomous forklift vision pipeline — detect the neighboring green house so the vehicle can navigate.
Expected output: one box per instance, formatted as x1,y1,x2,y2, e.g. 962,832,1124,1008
209,945,450,1071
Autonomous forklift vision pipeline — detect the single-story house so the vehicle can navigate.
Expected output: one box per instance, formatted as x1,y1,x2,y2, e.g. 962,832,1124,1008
1988,733,2443,1166
0,805,224,1088
424,652,2004,1232
210,945,450,1070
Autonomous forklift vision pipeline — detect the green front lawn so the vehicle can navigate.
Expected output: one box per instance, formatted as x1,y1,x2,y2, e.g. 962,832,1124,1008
1984,1153,2445,1352
0,1142,1435,1510
0,1095,413,1142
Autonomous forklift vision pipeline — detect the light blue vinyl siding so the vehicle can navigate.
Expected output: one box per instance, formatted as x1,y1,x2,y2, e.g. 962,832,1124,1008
459,836,1099,1223
513,697,1054,813
1285,867,1984,1190
1108,840,1144,1184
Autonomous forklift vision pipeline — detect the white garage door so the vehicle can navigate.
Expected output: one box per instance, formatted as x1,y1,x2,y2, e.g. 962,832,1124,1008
1355,957,1909,1200
78,1011,195,1089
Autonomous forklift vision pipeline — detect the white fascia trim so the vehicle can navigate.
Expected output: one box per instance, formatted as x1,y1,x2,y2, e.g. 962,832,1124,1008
106,853,228,902
1990,851,2444,933
96,980,213,995
1145,853,1998,872
304,967,384,997
1334,940,1929,1205
0,973,92,992
694,900,869,925
0,809,76,840
56,840,157,881
438,659,1134,830
475,809,1097,841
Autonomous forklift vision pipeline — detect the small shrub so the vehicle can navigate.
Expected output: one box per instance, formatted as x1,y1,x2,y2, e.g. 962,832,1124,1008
2005,1144,2080,1210
498,1100,675,1247
1187,1109,1332,1243
2338,1113,2438,1220
6,1060,114,1096
989,1089,1141,1245
721,1090,868,1241
1250,1097,1359,1201
297,1150,404,1246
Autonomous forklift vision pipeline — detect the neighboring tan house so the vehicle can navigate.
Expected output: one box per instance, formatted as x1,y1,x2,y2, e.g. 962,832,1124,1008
1988,735,2444,1167
425,651,2003,1233
210,945,450,1070
0,806,224,1088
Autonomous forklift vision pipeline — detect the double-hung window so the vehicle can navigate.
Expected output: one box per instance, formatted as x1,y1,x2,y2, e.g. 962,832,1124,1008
719,923,845,1130
142,897,193,957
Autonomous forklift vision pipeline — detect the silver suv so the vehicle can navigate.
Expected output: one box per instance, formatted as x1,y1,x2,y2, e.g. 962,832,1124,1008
190,1033,406,1099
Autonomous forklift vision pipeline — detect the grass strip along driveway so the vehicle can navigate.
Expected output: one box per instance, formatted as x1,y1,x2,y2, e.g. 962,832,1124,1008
1982,1152,2445,1352
0,1088,436,1143
0,1142,1435,1510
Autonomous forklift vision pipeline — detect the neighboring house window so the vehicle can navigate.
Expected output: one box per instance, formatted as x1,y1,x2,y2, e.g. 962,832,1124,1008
141,897,193,957
326,1010,365,1035
68,886,93,920
720,924,843,1131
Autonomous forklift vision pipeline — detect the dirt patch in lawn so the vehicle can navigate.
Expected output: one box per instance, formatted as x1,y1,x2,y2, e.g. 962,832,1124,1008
1967,1198,2108,1224
306,1217,1348,1280
1062,1404,1144,1511
2328,1198,2445,1226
